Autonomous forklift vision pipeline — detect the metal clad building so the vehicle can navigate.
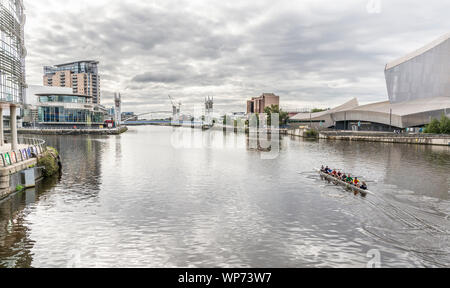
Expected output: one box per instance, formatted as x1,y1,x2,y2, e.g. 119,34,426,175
291,32,450,131
385,33,450,103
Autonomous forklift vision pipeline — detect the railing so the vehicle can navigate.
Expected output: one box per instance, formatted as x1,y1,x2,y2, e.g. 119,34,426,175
20,125,113,130
0,137,47,168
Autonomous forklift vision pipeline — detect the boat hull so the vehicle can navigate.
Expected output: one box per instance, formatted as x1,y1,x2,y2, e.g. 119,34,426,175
319,171,369,197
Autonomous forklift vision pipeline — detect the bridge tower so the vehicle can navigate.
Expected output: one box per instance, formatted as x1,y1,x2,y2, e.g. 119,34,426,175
204,96,214,126
114,93,122,127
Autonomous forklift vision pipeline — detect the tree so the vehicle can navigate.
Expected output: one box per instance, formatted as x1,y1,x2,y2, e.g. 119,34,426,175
424,119,441,134
263,105,290,126
424,113,450,134
439,114,450,134
311,108,328,113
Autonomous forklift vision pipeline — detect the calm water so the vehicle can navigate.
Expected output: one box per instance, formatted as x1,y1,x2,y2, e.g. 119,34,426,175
0,126,449,268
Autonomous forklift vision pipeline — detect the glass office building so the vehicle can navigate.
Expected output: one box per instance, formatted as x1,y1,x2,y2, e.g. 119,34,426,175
0,0,26,104
36,93,105,127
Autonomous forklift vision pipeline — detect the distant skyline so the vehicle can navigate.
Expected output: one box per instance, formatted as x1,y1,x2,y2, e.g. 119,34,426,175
24,0,450,114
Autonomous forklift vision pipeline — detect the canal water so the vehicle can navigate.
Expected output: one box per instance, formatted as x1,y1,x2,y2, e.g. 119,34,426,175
0,126,449,268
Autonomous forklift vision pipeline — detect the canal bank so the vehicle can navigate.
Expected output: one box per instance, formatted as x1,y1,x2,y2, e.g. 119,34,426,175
0,138,59,201
288,129,450,146
17,126,128,136
0,126,448,268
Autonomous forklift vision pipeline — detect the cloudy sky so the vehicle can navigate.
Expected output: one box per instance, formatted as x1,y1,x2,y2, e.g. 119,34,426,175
24,0,450,114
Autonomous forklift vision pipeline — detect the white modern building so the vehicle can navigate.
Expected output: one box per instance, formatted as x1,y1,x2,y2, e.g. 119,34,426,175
291,33,450,131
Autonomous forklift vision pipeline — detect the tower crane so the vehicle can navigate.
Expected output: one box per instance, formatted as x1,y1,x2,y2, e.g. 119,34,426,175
168,95,182,115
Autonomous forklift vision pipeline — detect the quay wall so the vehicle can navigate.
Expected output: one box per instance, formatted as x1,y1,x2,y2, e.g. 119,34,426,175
288,129,450,146
17,127,128,135
319,131,450,146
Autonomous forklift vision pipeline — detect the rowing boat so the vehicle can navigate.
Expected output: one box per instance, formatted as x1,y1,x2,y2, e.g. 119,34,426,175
317,170,370,197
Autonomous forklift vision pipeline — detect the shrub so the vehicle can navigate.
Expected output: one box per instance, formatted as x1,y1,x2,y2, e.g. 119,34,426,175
37,151,59,177
439,114,450,134
47,146,59,156
424,114,450,134
16,185,24,192
304,129,319,138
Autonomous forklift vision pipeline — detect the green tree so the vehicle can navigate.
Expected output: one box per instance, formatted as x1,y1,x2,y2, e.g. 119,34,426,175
424,119,441,134
439,114,450,134
263,105,289,126
424,114,450,134
311,108,328,113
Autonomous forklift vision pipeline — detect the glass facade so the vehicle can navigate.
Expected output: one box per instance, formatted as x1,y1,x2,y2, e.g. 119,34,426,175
44,61,98,75
0,0,25,104
39,95,89,104
37,94,104,125
38,106,104,124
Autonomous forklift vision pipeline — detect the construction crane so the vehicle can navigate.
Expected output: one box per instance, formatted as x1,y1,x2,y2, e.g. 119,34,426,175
168,95,182,115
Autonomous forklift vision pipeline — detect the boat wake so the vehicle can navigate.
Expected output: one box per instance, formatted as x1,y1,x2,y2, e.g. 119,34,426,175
360,189,449,267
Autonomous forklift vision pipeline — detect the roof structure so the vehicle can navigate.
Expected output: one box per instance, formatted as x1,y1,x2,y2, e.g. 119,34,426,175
54,60,99,67
291,98,359,120
385,32,450,70
35,93,93,98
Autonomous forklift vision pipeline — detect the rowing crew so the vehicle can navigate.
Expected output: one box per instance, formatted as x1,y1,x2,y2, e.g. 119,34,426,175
321,166,368,190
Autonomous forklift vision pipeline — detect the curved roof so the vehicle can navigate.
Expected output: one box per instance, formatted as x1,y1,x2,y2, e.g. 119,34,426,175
36,93,93,98
351,97,450,116
385,32,450,70
291,98,359,120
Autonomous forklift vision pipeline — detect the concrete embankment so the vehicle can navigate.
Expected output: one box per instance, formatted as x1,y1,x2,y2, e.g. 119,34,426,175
320,131,450,146
289,129,450,146
0,146,61,201
17,126,128,135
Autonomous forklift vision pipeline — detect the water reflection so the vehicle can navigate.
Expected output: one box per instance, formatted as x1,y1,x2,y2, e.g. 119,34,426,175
0,127,448,268
0,176,59,268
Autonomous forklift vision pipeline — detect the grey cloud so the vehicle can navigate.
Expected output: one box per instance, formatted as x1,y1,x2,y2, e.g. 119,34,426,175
132,72,183,84
23,0,450,113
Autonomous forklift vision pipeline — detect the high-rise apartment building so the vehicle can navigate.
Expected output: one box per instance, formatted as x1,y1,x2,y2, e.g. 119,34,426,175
43,60,101,104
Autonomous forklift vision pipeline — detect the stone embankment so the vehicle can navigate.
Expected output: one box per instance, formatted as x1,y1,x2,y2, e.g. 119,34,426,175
288,129,450,146
0,146,61,201
17,126,128,135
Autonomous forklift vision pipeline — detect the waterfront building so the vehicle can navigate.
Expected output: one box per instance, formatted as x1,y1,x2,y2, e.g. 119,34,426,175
23,86,76,127
385,33,450,103
247,93,280,114
0,0,26,150
43,60,101,104
291,33,450,131
35,92,106,128
122,112,136,121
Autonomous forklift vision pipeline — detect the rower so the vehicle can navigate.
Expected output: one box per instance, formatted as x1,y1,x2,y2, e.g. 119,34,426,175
346,174,353,183
360,182,368,190
353,177,360,186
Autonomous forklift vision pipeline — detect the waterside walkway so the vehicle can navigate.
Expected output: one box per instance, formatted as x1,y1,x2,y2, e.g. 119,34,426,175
17,126,128,135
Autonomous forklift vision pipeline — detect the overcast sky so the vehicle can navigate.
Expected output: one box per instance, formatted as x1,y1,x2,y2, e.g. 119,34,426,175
23,0,450,114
